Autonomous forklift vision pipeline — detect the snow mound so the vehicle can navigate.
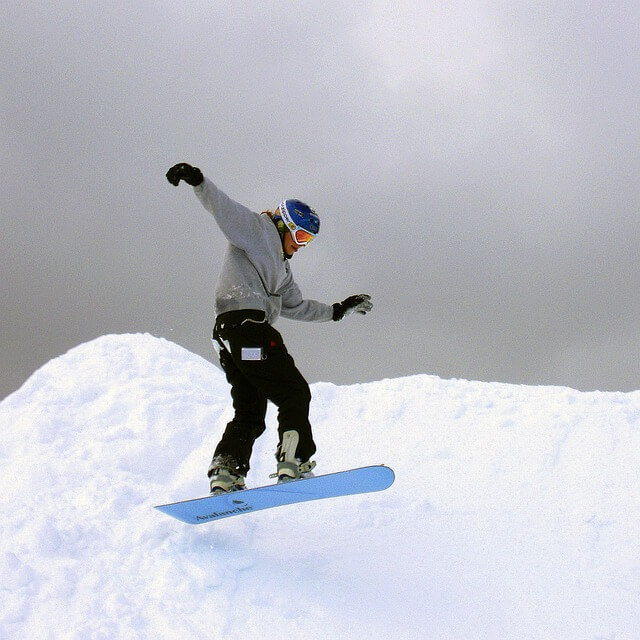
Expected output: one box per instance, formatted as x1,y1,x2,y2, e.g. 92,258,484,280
1,333,639,639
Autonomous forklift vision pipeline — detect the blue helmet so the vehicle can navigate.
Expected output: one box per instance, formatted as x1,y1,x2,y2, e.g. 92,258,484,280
275,199,320,245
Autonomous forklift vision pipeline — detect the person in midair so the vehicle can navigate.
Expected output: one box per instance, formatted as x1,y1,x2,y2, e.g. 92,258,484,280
166,163,372,493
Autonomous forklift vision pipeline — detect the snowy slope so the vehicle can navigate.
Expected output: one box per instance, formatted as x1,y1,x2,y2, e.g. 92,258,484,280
1,334,639,639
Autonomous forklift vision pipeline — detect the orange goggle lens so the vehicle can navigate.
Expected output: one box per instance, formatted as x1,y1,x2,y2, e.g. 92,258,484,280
293,228,315,245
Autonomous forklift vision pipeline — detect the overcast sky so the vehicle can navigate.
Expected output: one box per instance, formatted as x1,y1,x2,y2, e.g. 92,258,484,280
2,0,639,401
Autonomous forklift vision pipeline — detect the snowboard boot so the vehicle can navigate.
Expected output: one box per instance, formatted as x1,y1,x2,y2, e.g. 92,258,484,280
208,455,247,494
270,430,317,483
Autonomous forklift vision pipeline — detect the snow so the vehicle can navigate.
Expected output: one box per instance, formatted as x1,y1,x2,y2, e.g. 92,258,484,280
1,333,639,639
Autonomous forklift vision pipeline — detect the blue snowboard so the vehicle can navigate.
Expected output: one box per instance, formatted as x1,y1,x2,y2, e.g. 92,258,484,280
155,465,395,525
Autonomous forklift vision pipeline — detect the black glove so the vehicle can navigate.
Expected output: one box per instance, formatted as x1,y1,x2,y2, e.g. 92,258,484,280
332,294,373,321
166,163,204,187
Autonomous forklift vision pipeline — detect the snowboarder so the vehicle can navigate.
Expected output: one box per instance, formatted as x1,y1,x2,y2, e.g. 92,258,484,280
166,163,373,493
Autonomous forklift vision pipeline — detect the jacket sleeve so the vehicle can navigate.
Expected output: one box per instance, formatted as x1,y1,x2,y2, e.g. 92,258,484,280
279,275,334,322
193,177,262,253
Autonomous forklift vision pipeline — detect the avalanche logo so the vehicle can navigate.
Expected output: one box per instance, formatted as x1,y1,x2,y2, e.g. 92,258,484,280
196,497,253,520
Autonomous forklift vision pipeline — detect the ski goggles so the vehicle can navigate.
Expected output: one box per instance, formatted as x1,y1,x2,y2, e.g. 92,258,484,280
277,202,317,246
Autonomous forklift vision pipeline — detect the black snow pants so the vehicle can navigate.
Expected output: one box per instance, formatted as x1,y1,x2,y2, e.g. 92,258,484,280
211,309,316,476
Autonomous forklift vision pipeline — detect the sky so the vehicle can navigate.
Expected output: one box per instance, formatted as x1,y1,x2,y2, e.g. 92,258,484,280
2,0,640,400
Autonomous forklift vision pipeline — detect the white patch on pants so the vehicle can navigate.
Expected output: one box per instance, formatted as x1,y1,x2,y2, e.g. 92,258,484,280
241,347,263,361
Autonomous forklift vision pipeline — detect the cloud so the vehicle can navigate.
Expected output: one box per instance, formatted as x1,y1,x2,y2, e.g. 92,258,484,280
1,1,639,399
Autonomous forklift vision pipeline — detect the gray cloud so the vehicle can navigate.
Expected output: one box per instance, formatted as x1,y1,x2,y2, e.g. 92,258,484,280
2,1,639,400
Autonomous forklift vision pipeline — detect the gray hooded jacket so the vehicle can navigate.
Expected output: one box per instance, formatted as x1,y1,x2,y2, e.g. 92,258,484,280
194,177,334,324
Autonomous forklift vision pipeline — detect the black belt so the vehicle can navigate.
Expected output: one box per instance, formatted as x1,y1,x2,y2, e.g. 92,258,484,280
214,309,267,334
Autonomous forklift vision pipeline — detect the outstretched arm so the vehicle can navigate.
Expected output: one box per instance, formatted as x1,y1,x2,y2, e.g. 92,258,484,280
166,163,261,252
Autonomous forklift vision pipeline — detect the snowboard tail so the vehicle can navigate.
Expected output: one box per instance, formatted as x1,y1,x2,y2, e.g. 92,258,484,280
155,465,395,525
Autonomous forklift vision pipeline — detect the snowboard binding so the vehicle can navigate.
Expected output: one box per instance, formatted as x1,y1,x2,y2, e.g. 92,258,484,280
270,430,317,483
208,455,247,494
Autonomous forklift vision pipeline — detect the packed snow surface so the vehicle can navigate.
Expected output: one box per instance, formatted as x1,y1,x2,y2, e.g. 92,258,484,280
1,333,639,639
